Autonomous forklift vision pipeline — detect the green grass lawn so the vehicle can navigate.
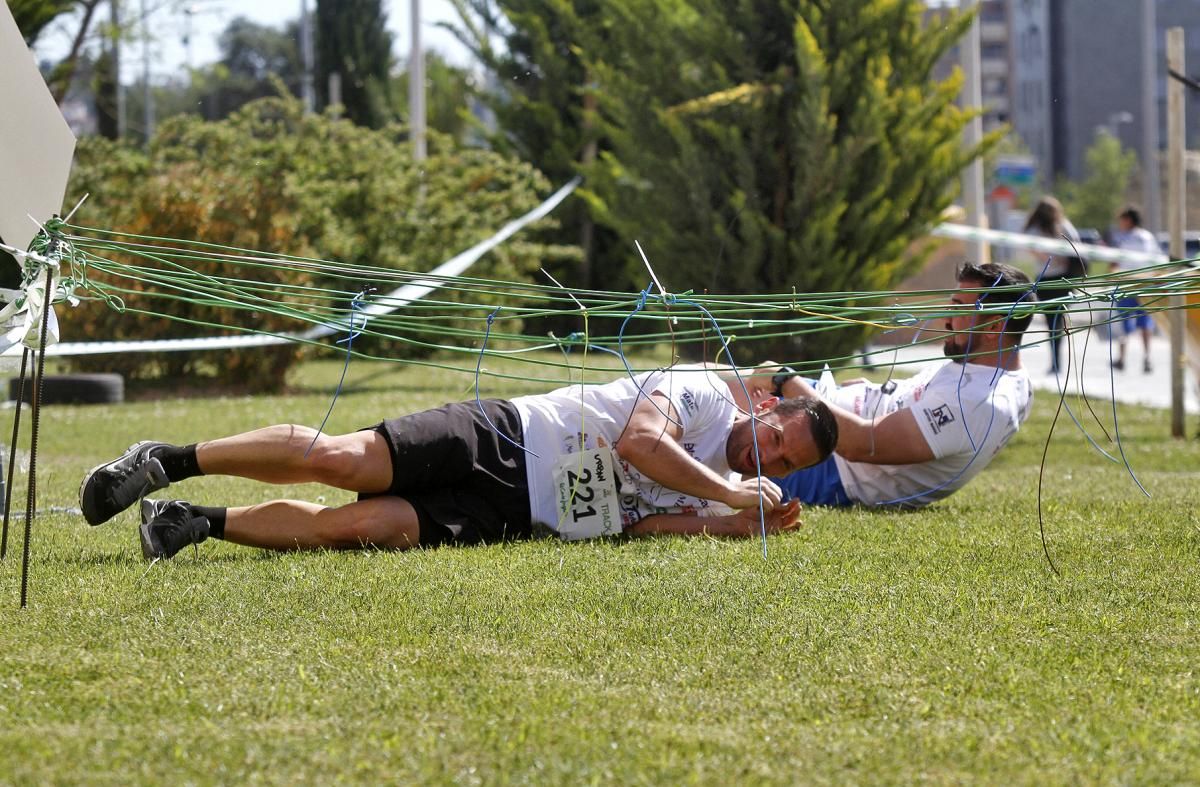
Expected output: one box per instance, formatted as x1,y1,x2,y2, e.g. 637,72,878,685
2,355,1199,784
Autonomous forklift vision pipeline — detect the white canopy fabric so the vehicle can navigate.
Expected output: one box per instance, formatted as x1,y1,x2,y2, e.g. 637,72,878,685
0,0,77,255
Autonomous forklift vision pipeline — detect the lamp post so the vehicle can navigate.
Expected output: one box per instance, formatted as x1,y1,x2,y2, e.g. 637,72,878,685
140,0,153,144
960,0,987,263
300,0,315,113
409,0,426,161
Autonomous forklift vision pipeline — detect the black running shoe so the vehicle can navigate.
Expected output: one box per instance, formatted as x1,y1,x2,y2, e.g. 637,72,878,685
79,441,171,526
139,499,209,560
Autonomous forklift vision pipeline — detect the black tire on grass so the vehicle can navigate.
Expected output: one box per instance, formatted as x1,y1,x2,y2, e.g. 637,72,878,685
8,373,124,405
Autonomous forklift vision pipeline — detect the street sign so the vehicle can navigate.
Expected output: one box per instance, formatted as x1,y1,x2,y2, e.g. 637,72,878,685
994,154,1036,186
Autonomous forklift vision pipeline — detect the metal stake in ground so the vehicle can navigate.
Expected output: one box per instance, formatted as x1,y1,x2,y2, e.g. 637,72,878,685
0,347,30,560
20,266,54,608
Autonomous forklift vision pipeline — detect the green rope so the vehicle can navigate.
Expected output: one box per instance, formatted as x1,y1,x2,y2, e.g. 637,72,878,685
48,224,1200,385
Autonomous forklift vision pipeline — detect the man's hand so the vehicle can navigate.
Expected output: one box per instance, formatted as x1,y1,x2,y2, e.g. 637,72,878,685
731,498,801,535
723,476,783,511
628,499,802,538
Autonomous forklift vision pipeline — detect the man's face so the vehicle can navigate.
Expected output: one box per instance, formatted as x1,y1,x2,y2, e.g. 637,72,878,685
1117,216,1134,233
943,279,989,359
725,407,822,477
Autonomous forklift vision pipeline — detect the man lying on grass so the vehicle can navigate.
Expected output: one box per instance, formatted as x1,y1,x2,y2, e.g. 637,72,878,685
79,365,838,559
745,262,1035,509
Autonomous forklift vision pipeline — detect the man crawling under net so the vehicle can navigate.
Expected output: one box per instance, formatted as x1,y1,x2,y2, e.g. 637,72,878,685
79,364,838,559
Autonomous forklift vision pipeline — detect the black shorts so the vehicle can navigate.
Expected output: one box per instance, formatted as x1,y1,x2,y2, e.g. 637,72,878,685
362,399,532,547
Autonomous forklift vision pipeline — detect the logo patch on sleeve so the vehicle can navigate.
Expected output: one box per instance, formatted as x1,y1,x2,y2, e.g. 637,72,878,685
924,404,956,434
679,390,699,416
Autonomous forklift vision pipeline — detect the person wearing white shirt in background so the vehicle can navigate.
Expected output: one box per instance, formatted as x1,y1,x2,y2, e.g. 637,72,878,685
1110,205,1159,374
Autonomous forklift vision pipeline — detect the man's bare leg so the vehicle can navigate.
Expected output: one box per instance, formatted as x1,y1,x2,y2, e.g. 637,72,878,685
195,425,393,493
221,496,422,551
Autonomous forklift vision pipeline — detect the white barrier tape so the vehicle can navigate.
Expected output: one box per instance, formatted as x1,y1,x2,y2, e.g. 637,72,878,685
12,176,582,358
932,222,1170,267
308,174,582,334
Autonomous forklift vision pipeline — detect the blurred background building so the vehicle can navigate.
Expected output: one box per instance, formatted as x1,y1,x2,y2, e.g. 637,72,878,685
931,0,1200,233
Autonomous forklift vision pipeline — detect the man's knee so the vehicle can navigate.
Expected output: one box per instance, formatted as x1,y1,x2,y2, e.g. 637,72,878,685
307,432,390,489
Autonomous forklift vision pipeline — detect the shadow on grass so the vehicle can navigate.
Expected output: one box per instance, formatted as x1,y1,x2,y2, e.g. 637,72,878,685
65,549,283,567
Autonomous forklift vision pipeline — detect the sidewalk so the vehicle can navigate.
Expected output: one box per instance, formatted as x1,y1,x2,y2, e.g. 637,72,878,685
865,326,1200,414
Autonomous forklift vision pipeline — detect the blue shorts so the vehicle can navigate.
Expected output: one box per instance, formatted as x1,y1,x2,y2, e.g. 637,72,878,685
773,455,853,507
1117,296,1153,333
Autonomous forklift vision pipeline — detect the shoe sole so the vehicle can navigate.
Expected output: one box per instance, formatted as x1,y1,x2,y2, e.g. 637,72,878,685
138,521,158,560
78,441,167,526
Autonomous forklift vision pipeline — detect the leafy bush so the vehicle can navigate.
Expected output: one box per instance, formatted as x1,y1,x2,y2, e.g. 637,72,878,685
64,96,575,390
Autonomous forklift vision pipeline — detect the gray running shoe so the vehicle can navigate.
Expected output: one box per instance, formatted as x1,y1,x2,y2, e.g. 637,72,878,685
79,441,171,526
139,499,209,560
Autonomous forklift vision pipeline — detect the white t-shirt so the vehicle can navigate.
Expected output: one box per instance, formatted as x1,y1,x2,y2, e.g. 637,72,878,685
512,366,738,537
826,361,1032,508
1113,226,1159,271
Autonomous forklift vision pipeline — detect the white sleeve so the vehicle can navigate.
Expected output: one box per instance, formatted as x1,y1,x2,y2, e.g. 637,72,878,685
649,370,729,435
907,376,999,460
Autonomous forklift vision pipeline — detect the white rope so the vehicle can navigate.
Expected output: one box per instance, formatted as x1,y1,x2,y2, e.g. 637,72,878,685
7,177,582,358
931,222,1170,267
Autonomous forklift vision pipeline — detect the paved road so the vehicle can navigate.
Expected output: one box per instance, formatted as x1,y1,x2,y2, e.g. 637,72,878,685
866,324,1200,414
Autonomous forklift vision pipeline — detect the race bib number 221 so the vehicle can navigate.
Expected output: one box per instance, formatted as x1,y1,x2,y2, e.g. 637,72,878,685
552,447,622,540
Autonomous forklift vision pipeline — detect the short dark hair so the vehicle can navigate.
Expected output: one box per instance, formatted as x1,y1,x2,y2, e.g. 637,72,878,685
1119,205,1142,227
956,261,1036,340
772,396,838,466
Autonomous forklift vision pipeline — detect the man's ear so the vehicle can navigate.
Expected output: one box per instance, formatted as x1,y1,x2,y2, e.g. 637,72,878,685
754,395,780,414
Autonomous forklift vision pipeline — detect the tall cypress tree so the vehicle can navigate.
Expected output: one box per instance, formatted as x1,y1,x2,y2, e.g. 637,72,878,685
315,0,395,128
454,1,993,361
581,0,995,362
448,0,613,292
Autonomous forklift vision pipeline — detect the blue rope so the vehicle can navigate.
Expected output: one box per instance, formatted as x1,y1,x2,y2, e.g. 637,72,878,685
671,294,771,557
305,288,371,458
616,284,772,555
615,284,682,427
475,307,538,458
1047,290,1121,464
1104,313,1151,498
871,280,1035,508
557,331,625,360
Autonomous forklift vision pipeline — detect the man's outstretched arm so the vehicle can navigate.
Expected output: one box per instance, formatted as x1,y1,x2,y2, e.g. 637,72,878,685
614,391,782,510
779,378,935,465
628,500,801,538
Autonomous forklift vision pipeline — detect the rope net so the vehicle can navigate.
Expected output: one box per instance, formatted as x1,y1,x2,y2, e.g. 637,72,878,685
52,221,1200,385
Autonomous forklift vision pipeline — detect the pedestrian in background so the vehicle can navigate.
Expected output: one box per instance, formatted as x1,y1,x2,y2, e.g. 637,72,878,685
1110,205,1158,373
1023,196,1083,375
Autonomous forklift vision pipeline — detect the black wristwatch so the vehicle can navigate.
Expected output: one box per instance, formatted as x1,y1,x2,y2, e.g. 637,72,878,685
771,366,797,397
